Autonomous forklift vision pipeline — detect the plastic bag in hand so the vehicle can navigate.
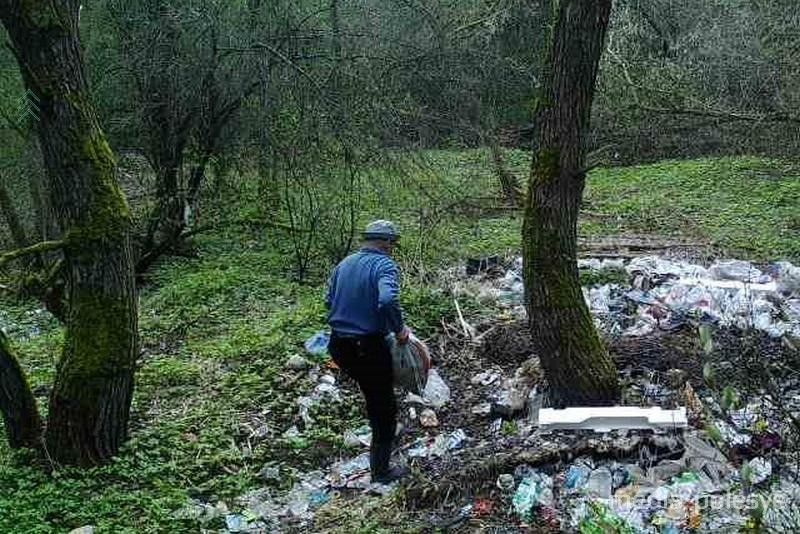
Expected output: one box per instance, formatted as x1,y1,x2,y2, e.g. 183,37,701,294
386,332,431,395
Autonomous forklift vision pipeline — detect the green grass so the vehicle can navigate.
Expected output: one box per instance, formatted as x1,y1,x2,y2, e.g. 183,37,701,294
583,157,800,260
0,152,798,533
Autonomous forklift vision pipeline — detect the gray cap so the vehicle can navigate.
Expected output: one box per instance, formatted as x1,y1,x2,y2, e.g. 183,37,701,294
363,219,401,242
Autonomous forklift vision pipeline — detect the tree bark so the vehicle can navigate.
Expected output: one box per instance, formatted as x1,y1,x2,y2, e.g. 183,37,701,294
0,0,138,465
489,140,520,206
522,0,619,406
0,332,41,449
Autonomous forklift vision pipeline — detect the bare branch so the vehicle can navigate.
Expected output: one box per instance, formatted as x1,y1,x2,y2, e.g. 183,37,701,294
0,240,65,268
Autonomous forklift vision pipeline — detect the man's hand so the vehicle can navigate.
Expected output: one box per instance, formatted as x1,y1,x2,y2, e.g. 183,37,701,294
396,326,411,345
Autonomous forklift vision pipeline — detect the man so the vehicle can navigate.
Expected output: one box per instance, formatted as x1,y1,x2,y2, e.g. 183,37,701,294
326,220,411,484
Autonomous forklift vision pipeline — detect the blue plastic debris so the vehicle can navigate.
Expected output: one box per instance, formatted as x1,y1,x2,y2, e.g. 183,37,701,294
304,331,330,356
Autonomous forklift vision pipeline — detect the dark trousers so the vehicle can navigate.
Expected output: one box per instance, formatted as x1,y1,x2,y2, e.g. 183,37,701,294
328,332,396,477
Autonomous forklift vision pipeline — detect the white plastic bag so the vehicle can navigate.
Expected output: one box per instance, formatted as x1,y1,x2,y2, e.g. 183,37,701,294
386,333,431,395
708,260,763,283
421,368,450,408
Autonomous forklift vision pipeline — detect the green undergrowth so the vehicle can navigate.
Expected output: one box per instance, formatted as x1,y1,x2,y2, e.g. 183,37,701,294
0,230,487,533
583,156,800,261
416,151,800,262
1,152,798,532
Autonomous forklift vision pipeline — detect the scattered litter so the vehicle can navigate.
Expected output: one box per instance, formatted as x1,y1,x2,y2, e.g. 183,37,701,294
296,372,342,426
585,467,613,499
565,464,591,492
527,386,543,425
286,472,330,517
462,255,800,340
329,453,370,485
471,403,491,416
491,359,540,418
708,259,766,283
286,354,312,370
224,514,248,532
489,418,503,434
576,501,635,534
496,473,515,492
343,425,372,448
472,497,495,517
408,429,467,458
258,465,281,482
470,370,500,386
512,471,553,521
775,261,800,296
747,457,772,485
419,408,439,427
282,425,300,439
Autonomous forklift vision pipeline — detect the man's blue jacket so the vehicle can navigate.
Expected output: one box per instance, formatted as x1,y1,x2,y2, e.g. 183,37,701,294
326,247,405,336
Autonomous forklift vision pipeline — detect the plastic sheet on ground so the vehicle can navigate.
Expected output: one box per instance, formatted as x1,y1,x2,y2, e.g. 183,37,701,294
328,453,371,488
404,368,451,408
296,372,341,426
407,429,467,458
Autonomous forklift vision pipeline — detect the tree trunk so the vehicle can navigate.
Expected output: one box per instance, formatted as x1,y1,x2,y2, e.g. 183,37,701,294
522,0,619,406
489,140,520,206
0,332,41,449
1,0,138,465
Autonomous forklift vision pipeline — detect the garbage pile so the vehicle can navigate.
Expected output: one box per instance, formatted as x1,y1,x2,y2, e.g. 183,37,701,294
204,359,462,533
201,255,800,533
459,256,800,340
488,426,800,533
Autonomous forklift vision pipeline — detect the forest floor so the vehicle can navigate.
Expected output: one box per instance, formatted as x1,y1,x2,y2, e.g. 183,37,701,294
1,152,799,533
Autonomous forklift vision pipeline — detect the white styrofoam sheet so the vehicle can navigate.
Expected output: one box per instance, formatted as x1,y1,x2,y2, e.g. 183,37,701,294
538,406,688,432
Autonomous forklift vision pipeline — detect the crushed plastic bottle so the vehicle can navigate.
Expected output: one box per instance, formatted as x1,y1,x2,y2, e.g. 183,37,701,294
565,464,591,491
585,467,613,499
512,475,543,521
224,514,248,532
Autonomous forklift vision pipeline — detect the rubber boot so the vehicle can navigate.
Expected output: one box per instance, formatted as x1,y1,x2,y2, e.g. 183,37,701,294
370,439,409,484
370,439,392,480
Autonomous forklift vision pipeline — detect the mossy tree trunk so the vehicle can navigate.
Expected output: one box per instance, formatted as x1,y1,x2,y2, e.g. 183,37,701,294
0,0,138,465
0,332,41,449
522,0,619,406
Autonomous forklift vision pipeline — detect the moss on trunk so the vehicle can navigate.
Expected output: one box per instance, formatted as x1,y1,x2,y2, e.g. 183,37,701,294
1,0,138,465
522,0,619,406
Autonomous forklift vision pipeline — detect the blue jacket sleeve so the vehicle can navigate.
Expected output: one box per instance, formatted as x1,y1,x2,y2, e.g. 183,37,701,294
325,267,337,309
377,260,405,334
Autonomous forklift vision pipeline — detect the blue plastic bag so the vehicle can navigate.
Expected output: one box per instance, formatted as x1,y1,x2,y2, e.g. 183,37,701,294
304,331,330,356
